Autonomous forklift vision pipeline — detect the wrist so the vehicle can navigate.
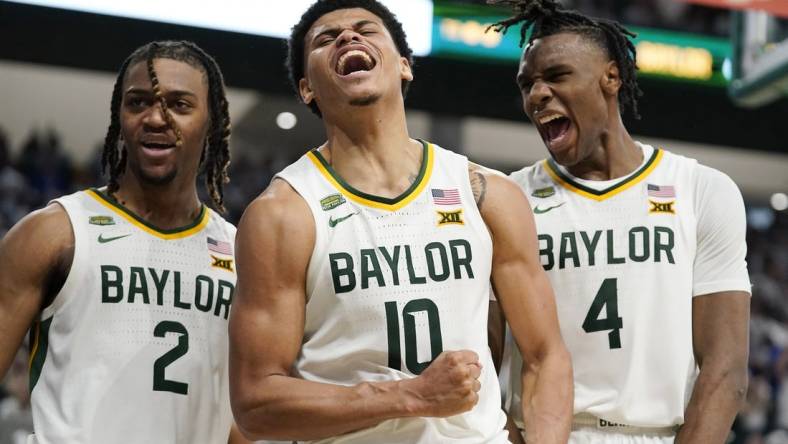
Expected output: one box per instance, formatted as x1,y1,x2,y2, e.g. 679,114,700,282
392,377,424,417
356,378,420,420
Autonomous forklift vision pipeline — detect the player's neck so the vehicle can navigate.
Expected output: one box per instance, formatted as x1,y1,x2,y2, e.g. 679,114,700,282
324,102,409,150
323,93,409,143
319,106,422,199
113,174,203,230
566,119,641,181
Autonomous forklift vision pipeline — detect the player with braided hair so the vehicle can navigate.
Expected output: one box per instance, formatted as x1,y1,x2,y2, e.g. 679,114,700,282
102,40,232,212
0,41,248,443
488,1,751,443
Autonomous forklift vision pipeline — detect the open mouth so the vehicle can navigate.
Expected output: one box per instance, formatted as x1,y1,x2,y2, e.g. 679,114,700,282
141,141,176,150
537,114,573,149
336,49,376,76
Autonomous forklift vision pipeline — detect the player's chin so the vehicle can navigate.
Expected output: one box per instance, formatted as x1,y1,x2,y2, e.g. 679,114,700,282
137,165,178,186
349,93,381,107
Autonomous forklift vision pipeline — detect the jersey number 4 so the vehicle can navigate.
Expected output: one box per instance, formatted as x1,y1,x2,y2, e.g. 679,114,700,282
582,278,623,349
385,299,443,374
153,321,189,395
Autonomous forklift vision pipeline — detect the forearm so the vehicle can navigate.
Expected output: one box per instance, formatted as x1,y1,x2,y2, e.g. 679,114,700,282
520,346,573,444
676,365,747,443
234,374,412,441
0,298,42,378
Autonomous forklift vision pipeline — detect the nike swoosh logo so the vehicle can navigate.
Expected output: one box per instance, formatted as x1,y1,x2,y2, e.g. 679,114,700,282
98,233,131,243
328,212,358,228
533,202,566,214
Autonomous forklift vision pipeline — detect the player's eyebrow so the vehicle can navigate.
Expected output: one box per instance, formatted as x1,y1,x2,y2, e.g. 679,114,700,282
311,20,381,43
542,64,573,75
125,87,198,99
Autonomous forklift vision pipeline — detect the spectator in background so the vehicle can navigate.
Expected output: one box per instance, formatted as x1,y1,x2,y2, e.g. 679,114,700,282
0,128,30,237
18,129,73,204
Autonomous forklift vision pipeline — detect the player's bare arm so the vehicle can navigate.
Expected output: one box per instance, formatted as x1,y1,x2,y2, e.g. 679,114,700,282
470,165,573,443
475,165,505,371
229,179,482,441
477,166,523,444
0,204,72,377
676,291,749,443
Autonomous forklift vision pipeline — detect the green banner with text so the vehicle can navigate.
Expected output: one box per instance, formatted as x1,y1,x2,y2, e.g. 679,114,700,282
431,2,731,87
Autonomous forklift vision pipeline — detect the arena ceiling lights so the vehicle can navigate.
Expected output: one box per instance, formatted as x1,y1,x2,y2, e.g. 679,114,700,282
6,0,434,56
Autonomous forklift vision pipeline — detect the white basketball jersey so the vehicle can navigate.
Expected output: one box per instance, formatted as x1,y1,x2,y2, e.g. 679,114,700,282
29,189,237,444
505,143,750,428
275,141,509,444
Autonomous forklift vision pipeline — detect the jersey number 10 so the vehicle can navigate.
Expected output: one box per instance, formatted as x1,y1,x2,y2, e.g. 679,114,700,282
385,298,443,374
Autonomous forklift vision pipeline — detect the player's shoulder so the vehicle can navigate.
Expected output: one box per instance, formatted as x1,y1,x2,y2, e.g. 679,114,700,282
241,179,312,230
235,179,316,257
206,207,237,239
2,200,73,264
653,146,740,193
274,149,318,181
50,188,103,211
431,140,468,161
692,163,742,202
12,201,71,235
468,160,506,178
508,159,548,192
652,145,698,169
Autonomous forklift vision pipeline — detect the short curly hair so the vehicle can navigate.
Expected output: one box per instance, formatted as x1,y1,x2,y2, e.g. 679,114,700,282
286,0,414,116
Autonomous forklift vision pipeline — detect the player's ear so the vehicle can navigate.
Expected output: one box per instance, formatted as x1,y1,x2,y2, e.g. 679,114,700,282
601,61,621,97
399,57,413,82
299,77,315,105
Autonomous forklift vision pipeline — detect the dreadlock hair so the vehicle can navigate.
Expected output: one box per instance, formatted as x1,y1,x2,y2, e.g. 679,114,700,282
488,0,642,119
287,0,414,117
101,40,232,212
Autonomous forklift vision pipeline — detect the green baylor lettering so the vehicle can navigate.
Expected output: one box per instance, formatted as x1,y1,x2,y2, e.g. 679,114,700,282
329,239,475,294
100,265,234,319
539,226,676,270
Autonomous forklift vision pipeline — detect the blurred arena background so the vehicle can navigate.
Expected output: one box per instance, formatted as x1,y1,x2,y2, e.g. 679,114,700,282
0,1,785,442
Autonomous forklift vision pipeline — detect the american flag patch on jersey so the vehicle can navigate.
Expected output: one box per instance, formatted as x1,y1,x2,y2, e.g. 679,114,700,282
431,188,461,205
647,184,676,198
207,237,232,255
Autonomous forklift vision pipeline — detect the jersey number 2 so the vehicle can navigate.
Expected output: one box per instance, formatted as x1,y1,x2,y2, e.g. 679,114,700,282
153,320,189,395
385,299,443,374
582,278,623,349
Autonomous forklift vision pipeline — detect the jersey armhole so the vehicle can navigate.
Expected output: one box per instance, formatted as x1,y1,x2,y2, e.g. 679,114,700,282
41,200,85,319
271,176,325,298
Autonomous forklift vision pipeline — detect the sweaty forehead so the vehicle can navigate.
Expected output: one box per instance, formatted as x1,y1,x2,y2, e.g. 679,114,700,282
307,7,386,40
521,32,606,72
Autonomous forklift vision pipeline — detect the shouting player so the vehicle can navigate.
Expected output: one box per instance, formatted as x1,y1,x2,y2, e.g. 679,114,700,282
229,1,572,442
489,1,751,442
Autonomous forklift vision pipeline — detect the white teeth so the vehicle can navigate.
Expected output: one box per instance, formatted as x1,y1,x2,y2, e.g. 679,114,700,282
337,50,373,74
538,114,565,125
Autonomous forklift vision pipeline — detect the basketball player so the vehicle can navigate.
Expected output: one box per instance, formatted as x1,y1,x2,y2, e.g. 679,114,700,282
488,1,752,442
0,41,247,443
228,1,572,442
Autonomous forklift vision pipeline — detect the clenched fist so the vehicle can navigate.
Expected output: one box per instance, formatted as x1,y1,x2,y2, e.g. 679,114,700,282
401,350,482,417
